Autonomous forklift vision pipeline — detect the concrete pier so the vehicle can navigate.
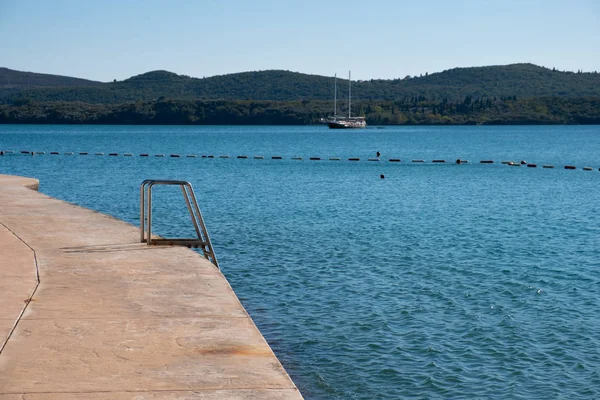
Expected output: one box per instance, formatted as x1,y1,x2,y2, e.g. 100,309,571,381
0,174,303,399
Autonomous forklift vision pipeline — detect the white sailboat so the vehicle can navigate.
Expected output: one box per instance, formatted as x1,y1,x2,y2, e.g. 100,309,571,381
326,71,366,129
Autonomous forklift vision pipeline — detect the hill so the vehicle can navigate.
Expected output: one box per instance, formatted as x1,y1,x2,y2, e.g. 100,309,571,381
0,68,103,98
2,64,600,104
369,63,600,99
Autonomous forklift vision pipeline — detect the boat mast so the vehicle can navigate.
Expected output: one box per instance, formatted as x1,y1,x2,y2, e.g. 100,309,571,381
334,73,337,117
348,71,351,118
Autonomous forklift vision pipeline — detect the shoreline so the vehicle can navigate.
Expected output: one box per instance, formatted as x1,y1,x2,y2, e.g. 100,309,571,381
1,96,599,126
1,121,600,126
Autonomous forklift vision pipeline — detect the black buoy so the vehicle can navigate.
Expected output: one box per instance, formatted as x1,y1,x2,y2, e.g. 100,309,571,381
380,174,385,179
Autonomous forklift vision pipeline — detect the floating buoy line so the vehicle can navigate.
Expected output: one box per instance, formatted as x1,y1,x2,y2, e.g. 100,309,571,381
0,150,598,172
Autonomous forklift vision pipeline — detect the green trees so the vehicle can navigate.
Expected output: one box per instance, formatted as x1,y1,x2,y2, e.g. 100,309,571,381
1,64,599,126
1,96,598,125
3,64,600,105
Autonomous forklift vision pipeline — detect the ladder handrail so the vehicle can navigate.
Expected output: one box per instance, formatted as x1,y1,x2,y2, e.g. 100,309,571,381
140,180,219,268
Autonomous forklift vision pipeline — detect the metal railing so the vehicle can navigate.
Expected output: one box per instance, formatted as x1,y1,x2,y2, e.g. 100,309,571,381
140,180,219,268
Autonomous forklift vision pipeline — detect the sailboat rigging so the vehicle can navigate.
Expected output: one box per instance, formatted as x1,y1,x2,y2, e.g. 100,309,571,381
325,71,366,129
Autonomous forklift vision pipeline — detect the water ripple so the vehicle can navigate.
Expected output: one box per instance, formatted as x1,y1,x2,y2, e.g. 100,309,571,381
1,125,599,399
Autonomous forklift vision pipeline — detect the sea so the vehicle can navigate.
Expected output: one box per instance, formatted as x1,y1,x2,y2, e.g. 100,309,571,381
1,124,599,399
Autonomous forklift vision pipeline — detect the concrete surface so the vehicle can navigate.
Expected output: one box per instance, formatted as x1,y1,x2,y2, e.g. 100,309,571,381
0,174,303,399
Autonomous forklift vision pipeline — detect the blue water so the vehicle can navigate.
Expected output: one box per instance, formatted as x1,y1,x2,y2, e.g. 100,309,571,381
1,125,600,399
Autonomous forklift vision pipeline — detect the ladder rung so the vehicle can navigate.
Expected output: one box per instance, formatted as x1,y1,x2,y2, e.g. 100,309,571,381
149,238,208,245
141,180,219,268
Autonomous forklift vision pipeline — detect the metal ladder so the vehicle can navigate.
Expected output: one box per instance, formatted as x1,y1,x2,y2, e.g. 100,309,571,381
140,180,219,268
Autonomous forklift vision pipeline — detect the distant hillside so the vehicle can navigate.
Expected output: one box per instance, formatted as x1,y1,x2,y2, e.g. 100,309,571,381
0,68,103,98
368,64,600,99
0,70,336,104
1,64,600,104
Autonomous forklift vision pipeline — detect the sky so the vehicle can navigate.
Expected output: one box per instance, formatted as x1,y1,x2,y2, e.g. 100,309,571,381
1,0,599,82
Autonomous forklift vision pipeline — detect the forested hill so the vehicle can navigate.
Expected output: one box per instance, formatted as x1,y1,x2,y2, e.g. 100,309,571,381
2,64,600,104
0,68,103,97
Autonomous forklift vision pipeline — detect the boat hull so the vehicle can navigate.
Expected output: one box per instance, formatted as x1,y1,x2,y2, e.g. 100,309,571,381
327,120,366,129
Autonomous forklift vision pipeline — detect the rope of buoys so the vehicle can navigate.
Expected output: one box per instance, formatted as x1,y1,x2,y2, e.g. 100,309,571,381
3,150,599,172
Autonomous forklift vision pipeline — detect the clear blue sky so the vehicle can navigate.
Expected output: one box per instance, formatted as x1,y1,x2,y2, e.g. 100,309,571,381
1,0,599,82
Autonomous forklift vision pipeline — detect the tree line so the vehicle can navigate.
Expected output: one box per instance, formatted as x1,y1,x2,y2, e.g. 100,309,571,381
1,96,599,125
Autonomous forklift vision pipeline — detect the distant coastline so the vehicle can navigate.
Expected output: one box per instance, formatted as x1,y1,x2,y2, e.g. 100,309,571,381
1,97,599,126
2,64,599,126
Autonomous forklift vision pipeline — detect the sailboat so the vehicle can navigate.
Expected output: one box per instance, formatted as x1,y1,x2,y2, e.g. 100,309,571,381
326,71,366,129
